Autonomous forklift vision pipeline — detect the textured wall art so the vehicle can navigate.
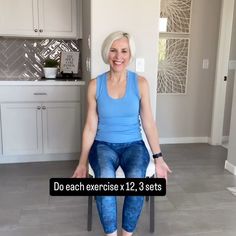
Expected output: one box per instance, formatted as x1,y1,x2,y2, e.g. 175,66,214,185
0,38,81,80
157,38,189,93
160,0,192,33
157,0,192,94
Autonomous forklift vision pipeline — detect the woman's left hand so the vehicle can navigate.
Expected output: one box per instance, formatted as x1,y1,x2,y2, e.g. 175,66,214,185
154,157,172,181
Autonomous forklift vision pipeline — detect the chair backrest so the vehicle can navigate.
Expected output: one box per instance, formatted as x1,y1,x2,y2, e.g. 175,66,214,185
88,157,155,178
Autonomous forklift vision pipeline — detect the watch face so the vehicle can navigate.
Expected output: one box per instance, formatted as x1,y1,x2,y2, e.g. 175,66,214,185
153,152,162,158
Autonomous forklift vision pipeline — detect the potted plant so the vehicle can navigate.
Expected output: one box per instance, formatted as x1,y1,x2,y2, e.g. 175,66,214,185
43,58,59,79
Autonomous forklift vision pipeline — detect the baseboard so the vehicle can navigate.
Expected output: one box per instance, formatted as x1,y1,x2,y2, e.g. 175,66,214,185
225,160,236,175
0,153,79,164
159,136,209,144
222,136,229,143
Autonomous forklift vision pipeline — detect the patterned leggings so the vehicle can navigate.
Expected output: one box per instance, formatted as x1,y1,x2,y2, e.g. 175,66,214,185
89,140,149,234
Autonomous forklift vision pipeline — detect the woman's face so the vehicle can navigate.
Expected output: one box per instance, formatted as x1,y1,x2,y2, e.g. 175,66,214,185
108,37,131,73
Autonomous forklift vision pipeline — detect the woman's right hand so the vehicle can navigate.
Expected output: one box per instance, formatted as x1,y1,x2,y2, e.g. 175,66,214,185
72,163,88,178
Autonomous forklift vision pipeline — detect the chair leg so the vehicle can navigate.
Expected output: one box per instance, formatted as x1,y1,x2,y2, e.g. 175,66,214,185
87,195,93,231
150,195,155,233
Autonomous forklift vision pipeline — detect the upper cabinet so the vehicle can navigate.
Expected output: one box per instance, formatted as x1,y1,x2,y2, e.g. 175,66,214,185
0,0,82,39
38,0,78,38
0,0,37,36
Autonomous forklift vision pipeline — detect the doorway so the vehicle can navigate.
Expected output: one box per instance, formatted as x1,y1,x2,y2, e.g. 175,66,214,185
211,0,235,146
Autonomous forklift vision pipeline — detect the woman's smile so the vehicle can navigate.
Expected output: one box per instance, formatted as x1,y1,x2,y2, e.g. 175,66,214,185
108,37,131,72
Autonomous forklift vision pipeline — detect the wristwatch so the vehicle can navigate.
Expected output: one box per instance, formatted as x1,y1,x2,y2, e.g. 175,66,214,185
152,152,163,159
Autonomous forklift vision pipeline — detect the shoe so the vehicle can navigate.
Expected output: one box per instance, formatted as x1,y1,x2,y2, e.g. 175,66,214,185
227,187,236,193
231,191,236,197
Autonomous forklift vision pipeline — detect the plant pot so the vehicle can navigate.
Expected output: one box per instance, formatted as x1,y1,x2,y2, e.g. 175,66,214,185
43,67,58,79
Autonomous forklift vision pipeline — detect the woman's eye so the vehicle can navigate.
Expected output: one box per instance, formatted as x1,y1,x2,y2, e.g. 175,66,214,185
110,49,116,52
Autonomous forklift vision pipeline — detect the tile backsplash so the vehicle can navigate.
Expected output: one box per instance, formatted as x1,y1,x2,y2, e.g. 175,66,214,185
0,38,81,80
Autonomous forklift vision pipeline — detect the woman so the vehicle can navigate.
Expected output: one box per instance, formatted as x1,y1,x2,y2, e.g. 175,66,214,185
72,31,171,236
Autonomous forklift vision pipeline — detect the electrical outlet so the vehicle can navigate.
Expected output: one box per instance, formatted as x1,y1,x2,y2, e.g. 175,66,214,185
203,59,209,69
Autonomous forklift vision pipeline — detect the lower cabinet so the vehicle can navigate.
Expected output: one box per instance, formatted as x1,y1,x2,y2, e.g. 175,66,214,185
1,102,81,155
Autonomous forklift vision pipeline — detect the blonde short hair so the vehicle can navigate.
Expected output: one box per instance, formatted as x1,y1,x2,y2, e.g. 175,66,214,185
101,31,136,64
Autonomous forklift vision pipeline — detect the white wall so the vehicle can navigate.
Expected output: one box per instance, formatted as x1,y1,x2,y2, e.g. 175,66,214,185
90,0,160,115
229,1,236,60
157,0,221,143
223,1,236,137
225,2,236,174
83,0,223,144
81,0,91,82
81,0,91,127
225,71,236,175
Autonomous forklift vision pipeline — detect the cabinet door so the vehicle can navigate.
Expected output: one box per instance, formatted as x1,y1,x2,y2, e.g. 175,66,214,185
0,103,43,155
42,102,81,154
0,0,38,37
0,117,2,155
38,0,77,38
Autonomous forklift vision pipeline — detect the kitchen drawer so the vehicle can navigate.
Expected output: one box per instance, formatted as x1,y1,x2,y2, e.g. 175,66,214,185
0,86,81,102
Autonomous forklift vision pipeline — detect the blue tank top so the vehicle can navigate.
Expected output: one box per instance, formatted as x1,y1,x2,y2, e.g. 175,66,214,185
95,70,142,143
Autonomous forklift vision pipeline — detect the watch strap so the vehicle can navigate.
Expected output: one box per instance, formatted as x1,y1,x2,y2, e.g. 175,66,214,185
152,152,163,159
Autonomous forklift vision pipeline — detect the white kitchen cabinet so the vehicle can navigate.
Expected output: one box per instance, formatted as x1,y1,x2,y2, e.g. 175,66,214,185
0,109,3,155
0,82,85,160
1,103,43,155
0,0,37,36
1,102,81,155
0,0,81,38
42,102,81,154
37,0,78,38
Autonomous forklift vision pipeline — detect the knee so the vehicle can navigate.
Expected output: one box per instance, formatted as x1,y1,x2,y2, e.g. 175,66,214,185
95,167,116,178
125,169,146,178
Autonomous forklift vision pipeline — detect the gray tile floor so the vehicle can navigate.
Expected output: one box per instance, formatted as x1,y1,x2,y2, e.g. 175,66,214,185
0,143,236,236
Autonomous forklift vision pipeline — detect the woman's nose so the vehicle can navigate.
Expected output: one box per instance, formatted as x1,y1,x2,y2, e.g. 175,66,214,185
115,51,122,59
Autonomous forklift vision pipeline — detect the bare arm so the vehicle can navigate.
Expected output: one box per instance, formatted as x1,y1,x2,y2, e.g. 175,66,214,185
72,79,98,177
139,77,161,154
139,77,172,179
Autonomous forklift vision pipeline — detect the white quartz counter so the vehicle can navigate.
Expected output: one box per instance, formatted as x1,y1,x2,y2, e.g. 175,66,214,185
0,80,86,86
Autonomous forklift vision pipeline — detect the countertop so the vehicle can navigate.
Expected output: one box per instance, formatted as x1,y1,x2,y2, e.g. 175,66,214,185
0,79,86,86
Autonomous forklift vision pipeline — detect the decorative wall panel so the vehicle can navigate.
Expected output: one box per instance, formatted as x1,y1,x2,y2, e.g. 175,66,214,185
158,0,192,94
157,38,189,93
160,0,192,33
0,38,81,80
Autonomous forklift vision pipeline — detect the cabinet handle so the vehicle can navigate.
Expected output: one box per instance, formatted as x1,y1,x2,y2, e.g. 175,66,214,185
42,106,46,110
37,106,41,110
39,29,43,33
33,92,47,96
34,29,38,32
